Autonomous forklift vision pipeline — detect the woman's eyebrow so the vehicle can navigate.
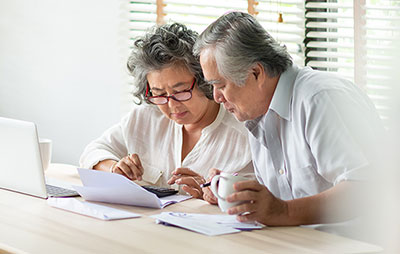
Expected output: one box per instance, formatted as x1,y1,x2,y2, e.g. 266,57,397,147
150,82,187,92
172,82,187,89
150,87,164,92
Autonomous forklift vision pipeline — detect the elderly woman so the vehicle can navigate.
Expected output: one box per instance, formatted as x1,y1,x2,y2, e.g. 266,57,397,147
79,23,253,198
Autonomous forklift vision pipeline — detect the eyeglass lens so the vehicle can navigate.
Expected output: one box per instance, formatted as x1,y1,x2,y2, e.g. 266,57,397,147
147,79,196,105
148,91,192,104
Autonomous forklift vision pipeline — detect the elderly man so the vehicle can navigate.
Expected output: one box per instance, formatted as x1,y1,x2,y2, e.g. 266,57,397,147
195,12,384,226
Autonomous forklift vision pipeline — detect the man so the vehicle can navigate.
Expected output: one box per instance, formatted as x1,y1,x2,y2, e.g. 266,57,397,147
194,12,384,226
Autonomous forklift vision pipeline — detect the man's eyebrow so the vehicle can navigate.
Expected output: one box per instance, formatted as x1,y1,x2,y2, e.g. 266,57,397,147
204,79,221,85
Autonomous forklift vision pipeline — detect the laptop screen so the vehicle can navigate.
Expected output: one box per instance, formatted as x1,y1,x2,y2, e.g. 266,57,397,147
0,117,48,198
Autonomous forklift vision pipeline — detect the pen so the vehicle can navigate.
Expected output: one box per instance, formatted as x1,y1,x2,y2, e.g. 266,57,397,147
200,182,211,188
200,173,239,188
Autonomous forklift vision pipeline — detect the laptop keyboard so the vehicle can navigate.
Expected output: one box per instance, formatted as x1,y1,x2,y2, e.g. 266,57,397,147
46,184,80,197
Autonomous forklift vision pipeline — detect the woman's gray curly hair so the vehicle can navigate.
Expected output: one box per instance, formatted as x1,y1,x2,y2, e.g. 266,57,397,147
127,23,213,104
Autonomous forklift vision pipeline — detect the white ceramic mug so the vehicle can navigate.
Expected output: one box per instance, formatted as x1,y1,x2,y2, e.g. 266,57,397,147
210,172,248,212
39,138,52,171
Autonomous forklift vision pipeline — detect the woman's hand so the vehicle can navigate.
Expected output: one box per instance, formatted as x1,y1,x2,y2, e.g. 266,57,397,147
111,154,144,181
202,168,220,205
167,168,206,199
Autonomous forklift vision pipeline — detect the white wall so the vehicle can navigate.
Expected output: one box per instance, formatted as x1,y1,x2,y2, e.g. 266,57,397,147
0,0,132,165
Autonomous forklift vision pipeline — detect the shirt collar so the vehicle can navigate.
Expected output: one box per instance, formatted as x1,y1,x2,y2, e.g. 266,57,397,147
201,104,224,134
268,64,300,121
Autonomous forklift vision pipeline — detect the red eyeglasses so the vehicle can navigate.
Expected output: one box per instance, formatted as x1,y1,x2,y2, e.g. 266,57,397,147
145,79,196,105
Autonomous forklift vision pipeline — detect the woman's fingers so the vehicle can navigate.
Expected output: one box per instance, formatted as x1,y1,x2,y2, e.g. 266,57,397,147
113,154,144,180
168,167,204,185
129,154,144,177
175,176,205,199
112,166,129,178
175,176,202,187
116,161,136,179
206,168,221,182
181,185,202,198
172,167,200,177
167,175,179,185
203,187,218,204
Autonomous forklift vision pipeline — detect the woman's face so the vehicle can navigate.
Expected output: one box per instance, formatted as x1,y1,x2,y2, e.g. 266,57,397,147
146,64,212,126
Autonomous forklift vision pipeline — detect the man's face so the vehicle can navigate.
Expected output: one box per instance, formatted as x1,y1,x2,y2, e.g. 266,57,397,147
199,49,271,122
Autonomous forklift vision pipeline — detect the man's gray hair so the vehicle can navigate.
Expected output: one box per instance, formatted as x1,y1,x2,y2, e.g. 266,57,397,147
193,12,292,86
127,23,212,104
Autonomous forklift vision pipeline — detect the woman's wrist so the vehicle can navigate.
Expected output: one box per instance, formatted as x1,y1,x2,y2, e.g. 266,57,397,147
109,161,118,173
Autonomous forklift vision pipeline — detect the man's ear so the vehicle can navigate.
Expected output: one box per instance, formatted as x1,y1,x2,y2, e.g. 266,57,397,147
252,63,265,81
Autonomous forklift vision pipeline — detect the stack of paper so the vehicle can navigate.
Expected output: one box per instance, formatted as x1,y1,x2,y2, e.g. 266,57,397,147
73,168,190,208
151,212,265,236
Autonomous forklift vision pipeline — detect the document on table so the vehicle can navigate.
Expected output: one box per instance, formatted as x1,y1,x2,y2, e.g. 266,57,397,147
47,197,141,220
73,168,190,209
151,212,265,236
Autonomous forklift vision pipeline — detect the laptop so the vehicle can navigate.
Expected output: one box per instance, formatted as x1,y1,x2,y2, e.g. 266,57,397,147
0,116,79,198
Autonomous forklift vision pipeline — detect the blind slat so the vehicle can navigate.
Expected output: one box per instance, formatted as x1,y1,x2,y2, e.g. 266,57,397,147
164,7,245,17
129,5,156,12
256,5,304,15
259,0,304,4
306,41,354,49
305,12,353,19
305,2,352,9
306,31,353,39
307,51,353,59
307,60,353,69
164,0,246,8
306,21,353,29
257,15,304,24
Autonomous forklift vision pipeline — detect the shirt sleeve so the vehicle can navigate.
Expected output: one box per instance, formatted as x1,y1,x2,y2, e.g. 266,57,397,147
304,88,383,185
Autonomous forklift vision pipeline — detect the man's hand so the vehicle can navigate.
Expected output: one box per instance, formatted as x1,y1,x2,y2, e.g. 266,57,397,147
111,154,144,181
226,180,289,226
167,168,205,199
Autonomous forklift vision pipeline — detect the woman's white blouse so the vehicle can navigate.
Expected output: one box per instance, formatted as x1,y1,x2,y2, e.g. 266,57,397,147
79,104,253,187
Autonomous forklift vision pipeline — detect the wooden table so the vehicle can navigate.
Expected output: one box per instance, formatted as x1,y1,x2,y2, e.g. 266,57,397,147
0,164,382,254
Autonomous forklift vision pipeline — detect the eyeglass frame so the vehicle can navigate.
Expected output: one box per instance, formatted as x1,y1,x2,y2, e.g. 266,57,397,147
145,78,196,105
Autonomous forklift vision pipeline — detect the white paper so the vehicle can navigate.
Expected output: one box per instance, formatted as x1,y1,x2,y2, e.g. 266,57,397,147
47,197,141,220
74,168,190,209
151,212,265,236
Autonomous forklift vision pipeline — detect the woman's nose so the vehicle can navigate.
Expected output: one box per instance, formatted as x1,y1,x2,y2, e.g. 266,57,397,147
167,97,180,107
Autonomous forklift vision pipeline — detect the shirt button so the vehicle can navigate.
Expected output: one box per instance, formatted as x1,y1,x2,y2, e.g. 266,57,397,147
279,169,285,175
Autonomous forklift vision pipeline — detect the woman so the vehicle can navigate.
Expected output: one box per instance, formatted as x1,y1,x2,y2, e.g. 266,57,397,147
79,23,253,198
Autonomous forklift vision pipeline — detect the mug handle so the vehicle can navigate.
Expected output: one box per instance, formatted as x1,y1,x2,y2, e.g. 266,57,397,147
210,175,225,201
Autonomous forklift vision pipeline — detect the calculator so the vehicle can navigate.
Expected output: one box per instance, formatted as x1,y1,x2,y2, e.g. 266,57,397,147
142,185,178,198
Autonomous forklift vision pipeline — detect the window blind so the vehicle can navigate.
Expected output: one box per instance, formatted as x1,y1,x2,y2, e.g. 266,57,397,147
255,0,305,66
364,3,399,122
305,0,400,123
128,0,306,66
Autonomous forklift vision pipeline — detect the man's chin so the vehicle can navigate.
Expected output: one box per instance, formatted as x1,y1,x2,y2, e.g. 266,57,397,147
224,106,246,122
232,112,246,122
